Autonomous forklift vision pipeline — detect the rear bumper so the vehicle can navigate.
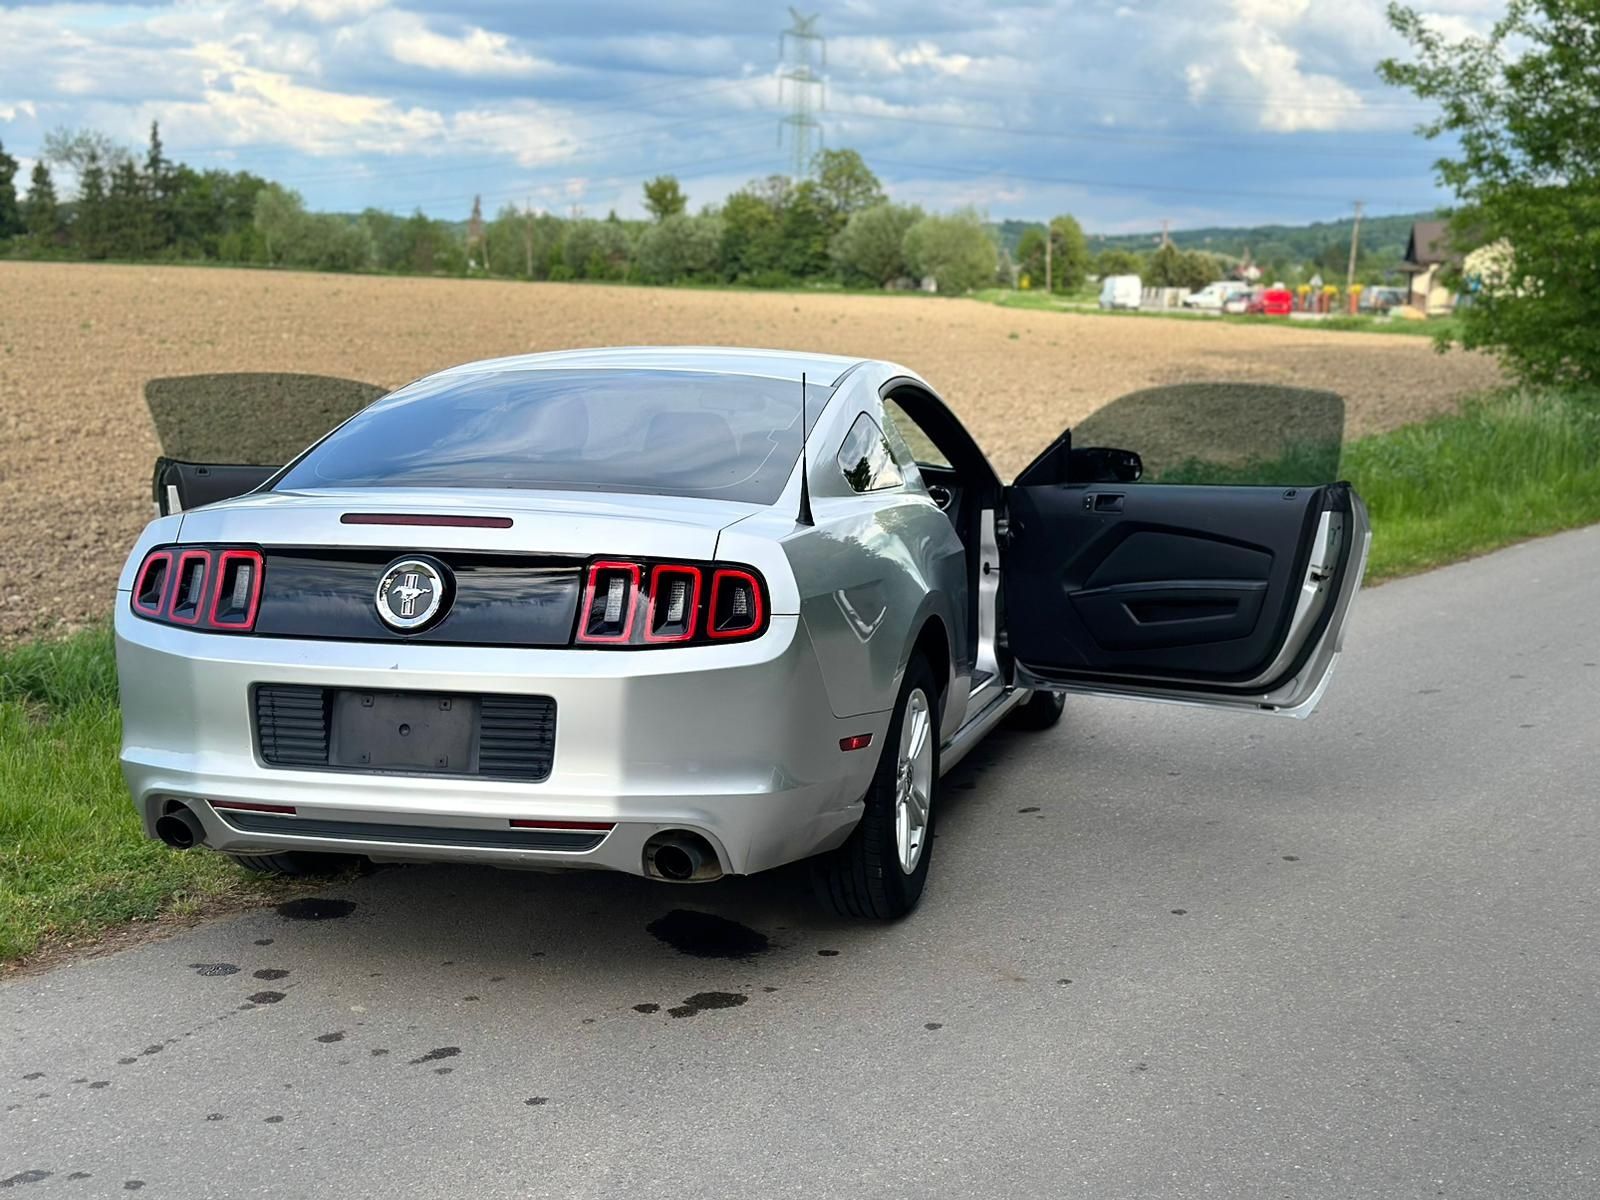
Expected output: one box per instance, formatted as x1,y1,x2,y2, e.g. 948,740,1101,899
115,604,889,877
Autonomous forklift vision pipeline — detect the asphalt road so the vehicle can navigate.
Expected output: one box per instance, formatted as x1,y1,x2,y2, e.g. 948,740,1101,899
6,526,1600,1198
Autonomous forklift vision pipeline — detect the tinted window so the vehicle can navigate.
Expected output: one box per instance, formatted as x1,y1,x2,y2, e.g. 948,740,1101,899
274,369,820,504
837,413,903,493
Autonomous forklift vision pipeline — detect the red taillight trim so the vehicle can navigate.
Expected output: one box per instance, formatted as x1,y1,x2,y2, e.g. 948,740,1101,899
211,800,297,815
509,819,616,831
340,513,513,529
643,564,704,644
708,568,765,640
576,560,642,644
132,550,174,618
168,550,213,625
208,548,265,629
839,733,874,752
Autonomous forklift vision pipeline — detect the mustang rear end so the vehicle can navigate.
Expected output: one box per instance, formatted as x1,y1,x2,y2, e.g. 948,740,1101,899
115,491,887,883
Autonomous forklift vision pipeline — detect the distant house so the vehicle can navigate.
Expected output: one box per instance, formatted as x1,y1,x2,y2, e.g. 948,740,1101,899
1399,220,1465,315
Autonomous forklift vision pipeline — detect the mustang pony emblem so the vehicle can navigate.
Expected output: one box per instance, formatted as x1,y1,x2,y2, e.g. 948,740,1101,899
375,559,447,631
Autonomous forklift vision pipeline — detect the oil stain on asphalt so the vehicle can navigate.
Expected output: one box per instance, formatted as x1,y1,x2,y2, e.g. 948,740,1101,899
645,910,769,960
409,1047,460,1066
275,898,357,921
667,992,748,1018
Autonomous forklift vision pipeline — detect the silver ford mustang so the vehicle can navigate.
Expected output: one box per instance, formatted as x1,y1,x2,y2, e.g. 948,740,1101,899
116,347,1369,919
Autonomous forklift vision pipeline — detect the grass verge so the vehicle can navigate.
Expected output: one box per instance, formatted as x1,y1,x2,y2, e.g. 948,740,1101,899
1,387,1594,963
0,629,280,963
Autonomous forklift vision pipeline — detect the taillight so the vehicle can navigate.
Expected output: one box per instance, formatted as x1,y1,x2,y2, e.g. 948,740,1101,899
708,569,764,640
128,545,265,634
577,561,642,643
574,558,766,648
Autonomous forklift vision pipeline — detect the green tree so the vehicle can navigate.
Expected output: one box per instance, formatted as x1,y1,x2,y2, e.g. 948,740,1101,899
23,161,61,242
642,175,687,221
1144,243,1216,290
1095,248,1143,277
1379,0,1600,386
74,150,110,259
0,140,22,239
901,209,997,294
562,218,630,279
811,148,884,218
718,187,784,281
106,157,153,257
252,183,306,265
144,121,174,251
1046,214,1090,292
778,179,834,278
829,202,922,286
634,212,724,283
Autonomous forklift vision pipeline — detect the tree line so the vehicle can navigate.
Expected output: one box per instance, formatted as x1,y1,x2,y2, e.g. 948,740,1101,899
2,125,1239,296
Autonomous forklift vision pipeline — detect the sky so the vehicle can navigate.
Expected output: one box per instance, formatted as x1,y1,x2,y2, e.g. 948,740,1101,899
0,0,1500,234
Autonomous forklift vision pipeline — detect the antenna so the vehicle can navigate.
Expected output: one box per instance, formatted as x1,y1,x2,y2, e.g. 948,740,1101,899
797,371,814,526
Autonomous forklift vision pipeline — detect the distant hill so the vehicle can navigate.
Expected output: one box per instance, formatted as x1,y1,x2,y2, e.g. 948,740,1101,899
991,212,1437,267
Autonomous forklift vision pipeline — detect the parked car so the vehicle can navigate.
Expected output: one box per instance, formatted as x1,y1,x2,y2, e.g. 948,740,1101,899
117,348,1370,920
1247,287,1295,317
1182,281,1252,310
1221,288,1259,315
1097,274,1142,310
1361,286,1407,313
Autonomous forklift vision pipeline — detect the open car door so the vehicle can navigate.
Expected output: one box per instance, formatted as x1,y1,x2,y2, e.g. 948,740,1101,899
144,372,386,515
1001,383,1370,718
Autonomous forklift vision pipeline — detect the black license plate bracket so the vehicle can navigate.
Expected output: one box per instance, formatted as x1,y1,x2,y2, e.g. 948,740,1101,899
329,690,478,773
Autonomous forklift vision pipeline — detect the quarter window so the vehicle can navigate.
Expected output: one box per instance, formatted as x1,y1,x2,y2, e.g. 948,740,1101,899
837,414,903,493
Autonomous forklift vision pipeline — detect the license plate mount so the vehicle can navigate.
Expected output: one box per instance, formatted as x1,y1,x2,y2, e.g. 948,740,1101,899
329,690,478,773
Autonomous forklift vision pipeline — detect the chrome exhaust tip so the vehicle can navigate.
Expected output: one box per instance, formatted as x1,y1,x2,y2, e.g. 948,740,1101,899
644,832,722,882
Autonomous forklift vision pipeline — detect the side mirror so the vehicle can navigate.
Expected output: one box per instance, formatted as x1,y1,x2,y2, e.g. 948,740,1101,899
1068,446,1143,484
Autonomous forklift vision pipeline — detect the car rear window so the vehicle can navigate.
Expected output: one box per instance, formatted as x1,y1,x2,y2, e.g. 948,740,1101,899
273,368,824,504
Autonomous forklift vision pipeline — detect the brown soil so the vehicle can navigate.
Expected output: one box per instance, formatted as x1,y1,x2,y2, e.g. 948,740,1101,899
0,261,1503,644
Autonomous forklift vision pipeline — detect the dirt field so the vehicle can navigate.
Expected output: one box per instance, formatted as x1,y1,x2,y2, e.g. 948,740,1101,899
0,260,1503,643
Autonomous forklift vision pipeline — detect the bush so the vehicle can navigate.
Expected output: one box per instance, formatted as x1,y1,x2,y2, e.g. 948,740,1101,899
901,209,997,294
633,213,725,284
830,202,922,287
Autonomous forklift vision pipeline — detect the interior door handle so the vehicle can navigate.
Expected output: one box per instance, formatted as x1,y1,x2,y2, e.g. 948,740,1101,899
1084,492,1124,513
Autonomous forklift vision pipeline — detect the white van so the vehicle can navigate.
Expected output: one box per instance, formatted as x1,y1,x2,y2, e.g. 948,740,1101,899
1182,281,1251,310
1098,274,1142,310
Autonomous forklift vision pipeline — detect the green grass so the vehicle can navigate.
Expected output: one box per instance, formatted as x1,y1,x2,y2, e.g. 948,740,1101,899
1351,389,1600,579
1,387,1595,962
0,629,279,963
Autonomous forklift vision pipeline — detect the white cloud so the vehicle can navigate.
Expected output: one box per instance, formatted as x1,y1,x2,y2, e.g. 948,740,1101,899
384,19,548,77
262,0,387,24
0,100,38,121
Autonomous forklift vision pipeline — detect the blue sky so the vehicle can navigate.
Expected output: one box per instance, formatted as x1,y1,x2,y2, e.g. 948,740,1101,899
0,0,1497,233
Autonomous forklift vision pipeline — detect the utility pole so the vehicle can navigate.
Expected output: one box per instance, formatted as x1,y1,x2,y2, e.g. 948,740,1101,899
778,8,825,177
1345,200,1364,292
1160,218,1171,249
523,196,533,278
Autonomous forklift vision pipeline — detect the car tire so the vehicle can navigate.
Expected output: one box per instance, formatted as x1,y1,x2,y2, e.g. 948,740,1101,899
228,852,358,877
1006,689,1065,732
813,656,940,921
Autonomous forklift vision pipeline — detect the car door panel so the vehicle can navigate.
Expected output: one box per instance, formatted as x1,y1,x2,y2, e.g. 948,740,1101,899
1003,480,1367,716
153,458,278,515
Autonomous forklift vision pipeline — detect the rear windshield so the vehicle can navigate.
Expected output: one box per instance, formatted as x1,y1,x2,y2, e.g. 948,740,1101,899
273,368,820,504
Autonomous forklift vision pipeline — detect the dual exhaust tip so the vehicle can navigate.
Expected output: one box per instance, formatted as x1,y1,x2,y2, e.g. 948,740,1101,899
645,831,722,883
